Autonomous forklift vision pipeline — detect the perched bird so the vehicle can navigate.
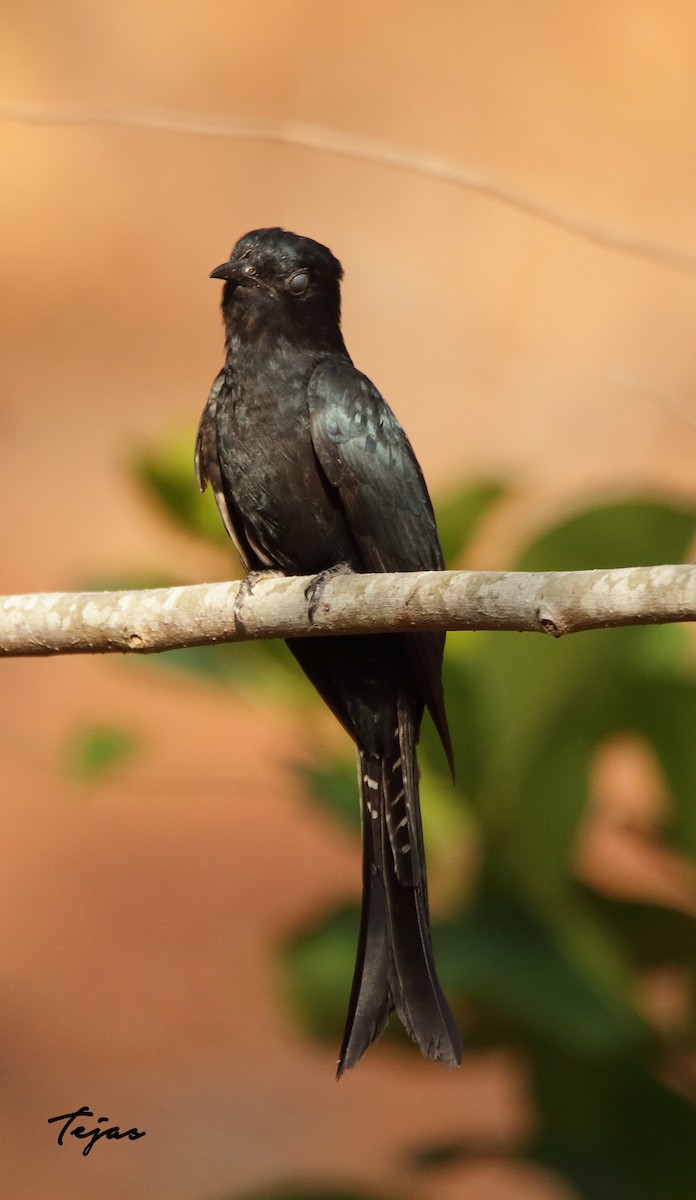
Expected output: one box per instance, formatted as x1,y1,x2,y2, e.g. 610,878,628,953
196,227,461,1074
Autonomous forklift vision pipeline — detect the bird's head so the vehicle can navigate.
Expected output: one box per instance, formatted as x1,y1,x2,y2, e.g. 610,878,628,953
210,227,345,349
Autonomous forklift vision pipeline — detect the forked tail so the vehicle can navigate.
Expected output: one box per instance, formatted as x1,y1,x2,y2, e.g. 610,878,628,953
337,696,462,1075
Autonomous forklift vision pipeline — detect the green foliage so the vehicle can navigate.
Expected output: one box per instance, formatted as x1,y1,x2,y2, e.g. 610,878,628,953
281,906,360,1040
278,492,696,1198
155,639,315,707
131,430,696,1198
132,429,240,553
297,760,360,831
515,496,696,570
64,722,140,783
435,478,510,566
441,901,644,1054
530,1050,696,1200
231,1186,397,1200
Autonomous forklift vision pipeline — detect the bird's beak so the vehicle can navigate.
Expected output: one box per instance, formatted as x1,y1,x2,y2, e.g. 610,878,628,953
209,261,236,281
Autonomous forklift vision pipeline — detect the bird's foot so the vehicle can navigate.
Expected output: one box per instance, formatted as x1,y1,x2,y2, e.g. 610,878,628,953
234,569,285,632
304,562,353,624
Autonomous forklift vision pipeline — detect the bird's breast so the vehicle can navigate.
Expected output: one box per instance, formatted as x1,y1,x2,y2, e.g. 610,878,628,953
215,361,359,574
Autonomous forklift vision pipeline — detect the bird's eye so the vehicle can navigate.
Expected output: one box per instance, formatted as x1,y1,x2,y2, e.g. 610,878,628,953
288,270,309,296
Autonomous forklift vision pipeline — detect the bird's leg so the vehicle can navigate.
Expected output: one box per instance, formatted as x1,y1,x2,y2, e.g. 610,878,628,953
233,569,285,633
304,562,354,624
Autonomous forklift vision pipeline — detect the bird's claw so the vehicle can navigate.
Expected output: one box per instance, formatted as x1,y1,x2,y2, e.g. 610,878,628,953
304,562,353,623
234,569,284,632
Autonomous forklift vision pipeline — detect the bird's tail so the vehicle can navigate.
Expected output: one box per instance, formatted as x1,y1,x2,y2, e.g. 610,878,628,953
337,694,462,1076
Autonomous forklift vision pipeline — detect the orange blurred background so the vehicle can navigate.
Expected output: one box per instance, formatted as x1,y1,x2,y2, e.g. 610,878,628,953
1,3,696,1198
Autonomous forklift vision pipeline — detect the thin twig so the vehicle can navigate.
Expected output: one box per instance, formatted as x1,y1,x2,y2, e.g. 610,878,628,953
1,566,695,658
609,369,696,434
2,99,696,278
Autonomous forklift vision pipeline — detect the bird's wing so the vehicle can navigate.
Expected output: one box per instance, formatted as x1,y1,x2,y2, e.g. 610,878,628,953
195,370,254,569
307,356,453,772
195,370,224,493
307,357,443,573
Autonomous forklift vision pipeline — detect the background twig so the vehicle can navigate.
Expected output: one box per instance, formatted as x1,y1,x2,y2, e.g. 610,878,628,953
2,100,696,278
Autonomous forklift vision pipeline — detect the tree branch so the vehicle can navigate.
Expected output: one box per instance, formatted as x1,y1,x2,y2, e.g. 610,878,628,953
1,565,695,658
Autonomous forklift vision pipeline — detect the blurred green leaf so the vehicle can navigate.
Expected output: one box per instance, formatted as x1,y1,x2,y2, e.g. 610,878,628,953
232,1185,398,1200
155,639,320,708
531,1051,696,1200
77,571,185,593
64,722,139,783
124,435,696,1200
461,495,696,913
280,906,359,1040
434,478,509,566
583,899,696,972
619,677,696,855
516,495,696,571
406,1138,493,1170
131,429,239,554
441,900,642,1054
297,759,359,831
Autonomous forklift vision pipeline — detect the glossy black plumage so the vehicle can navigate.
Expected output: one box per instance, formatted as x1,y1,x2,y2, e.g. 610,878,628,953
196,227,461,1073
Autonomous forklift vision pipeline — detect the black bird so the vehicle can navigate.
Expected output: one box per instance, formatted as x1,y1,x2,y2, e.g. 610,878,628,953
196,227,461,1074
